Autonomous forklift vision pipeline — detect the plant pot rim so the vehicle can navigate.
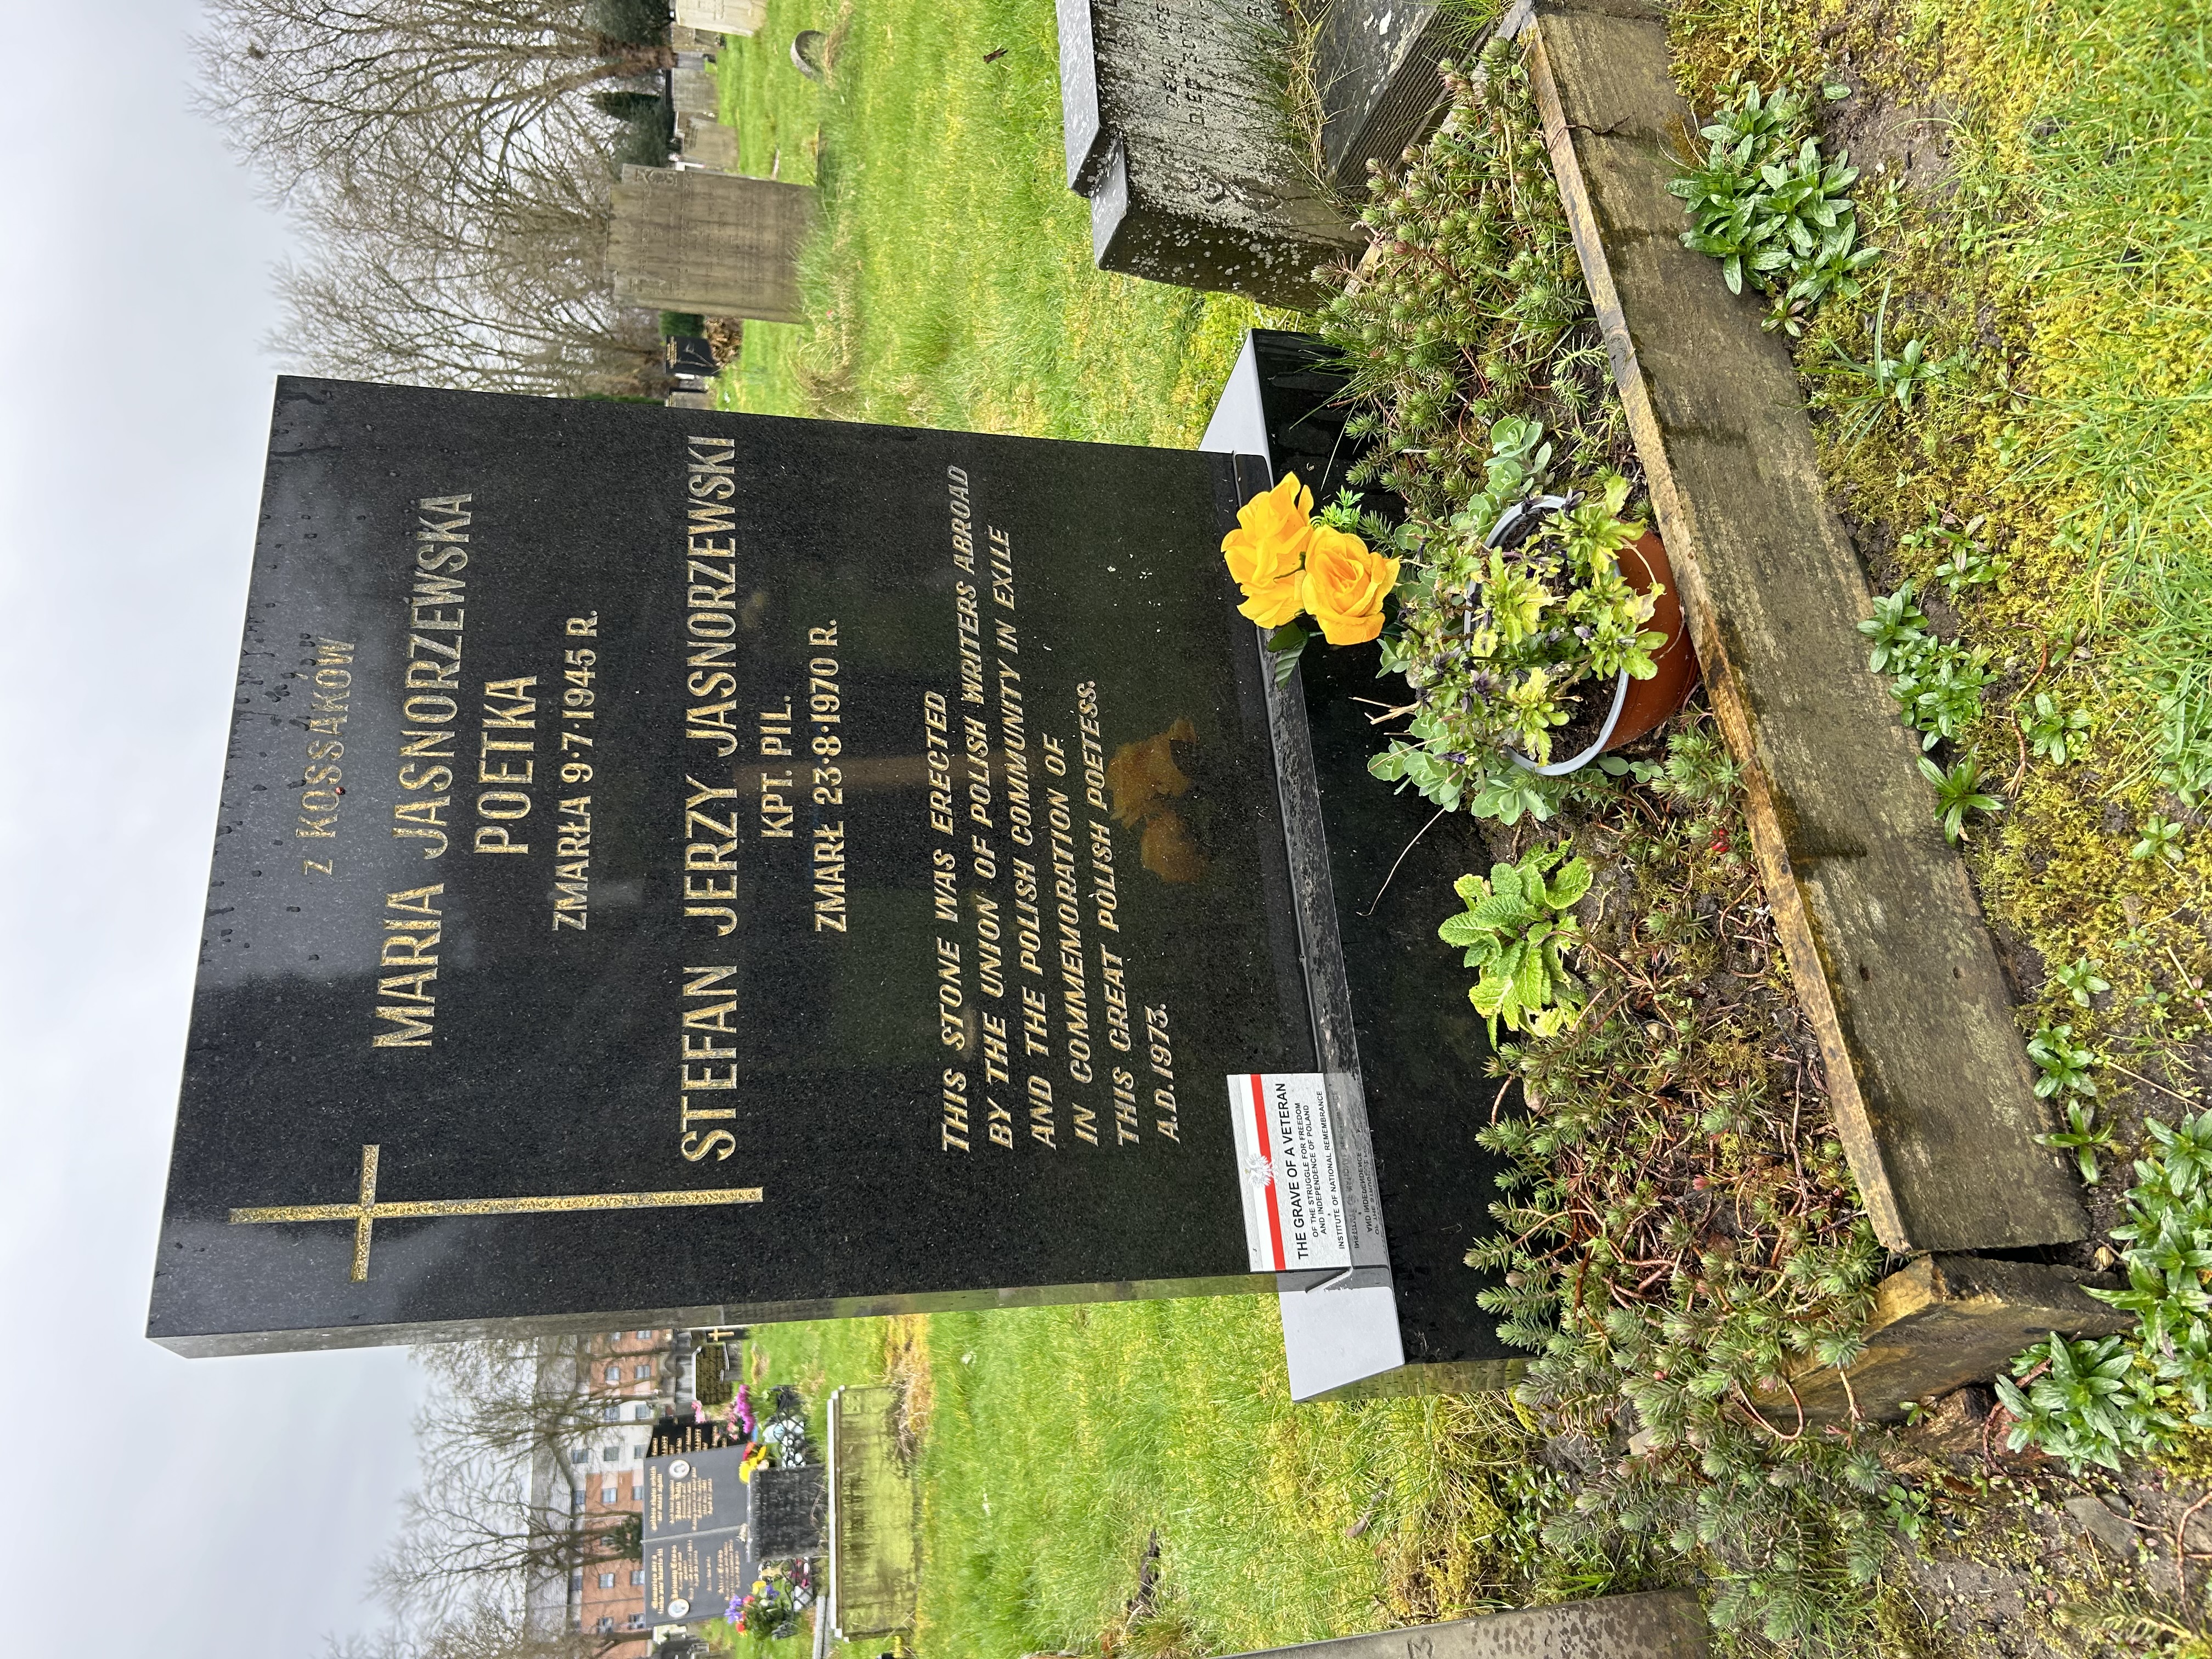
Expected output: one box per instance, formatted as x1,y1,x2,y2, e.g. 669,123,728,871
1487,492,1632,777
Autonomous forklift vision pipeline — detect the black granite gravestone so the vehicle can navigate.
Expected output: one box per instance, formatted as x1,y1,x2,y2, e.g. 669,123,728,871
151,377,1393,1356
644,1445,755,1622
1203,330,1521,1397
753,1464,827,1559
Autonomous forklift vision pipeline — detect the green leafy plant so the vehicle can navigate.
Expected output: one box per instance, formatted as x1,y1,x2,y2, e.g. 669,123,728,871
1899,645,1996,750
2023,692,2091,765
2003,1112,2212,1471
1996,1333,2169,1471
2036,1098,2118,1183
1857,583,1929,673
1439,843,1592,1037
1901,513,2001,595
2027,1022,2097,1099
1916,753,2004,843
2133,812,2188,865
2053,955,2111,1007
1668,83,1876,335
1808,285,1963,444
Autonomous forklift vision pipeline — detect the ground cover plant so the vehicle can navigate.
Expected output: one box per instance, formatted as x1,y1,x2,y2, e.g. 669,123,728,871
710,0,1271,442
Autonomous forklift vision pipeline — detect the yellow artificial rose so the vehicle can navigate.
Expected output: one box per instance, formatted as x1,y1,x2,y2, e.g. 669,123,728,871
1299,526,1400,645
1237,570,1307,628
1222,472,1313,597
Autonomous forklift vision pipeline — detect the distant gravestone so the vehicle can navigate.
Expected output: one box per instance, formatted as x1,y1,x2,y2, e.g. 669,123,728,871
826,1386,917,1638
671,64,720,123
146,378,1389,1355
675,0,766,35
753,1464,827,1559
664,335,721,379
609,166,814,323
643,1446,756,1622
1053,0,1362,308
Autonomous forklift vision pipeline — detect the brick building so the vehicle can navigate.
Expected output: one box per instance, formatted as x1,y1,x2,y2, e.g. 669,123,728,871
571,1329,671,1639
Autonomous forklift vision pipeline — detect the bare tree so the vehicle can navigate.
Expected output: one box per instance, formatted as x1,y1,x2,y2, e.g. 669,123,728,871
331,1602,648,1659
270,188,662,397
263,92,665,398
371,1471,642,1615
195,1,672,202
367,1335,673,1621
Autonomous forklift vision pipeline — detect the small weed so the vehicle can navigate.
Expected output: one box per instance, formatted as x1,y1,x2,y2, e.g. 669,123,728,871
1917,753,2004,843
2026,1022,2098,1099
2035,1098,2117,1184
1807,285,1962,445
2133,813,2188,866
2022,692,2092,766
2053,955,2111,1007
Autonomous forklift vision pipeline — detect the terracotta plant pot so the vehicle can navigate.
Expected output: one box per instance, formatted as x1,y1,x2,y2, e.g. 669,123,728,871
1508,527,1701,775
1604,528,1700,752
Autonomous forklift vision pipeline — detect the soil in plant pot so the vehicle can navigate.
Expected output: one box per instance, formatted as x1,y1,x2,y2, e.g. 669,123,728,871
1543,681,1615,765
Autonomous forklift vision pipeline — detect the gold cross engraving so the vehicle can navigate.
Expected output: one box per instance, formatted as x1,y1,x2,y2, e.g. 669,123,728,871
229,1144,764,1282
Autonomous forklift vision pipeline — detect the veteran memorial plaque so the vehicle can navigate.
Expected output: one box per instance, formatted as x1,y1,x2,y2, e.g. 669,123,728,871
151,379,1339,1355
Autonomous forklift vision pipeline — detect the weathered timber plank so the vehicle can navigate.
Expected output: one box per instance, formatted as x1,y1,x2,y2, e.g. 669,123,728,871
1219,1592,1710,1658
1776,1255,2130,1424
1520,0,2081,1251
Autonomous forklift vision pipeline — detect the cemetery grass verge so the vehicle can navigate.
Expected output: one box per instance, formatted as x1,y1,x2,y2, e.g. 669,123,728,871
1659,0,2212,1651
731,1299,1633,1659
712,0,1281,444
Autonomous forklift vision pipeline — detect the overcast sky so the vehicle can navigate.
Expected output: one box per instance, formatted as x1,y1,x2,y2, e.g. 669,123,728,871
0,4,425,1652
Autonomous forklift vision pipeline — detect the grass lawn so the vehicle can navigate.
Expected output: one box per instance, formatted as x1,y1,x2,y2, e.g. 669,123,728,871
710,0,1276,444
729,1301,1560,1659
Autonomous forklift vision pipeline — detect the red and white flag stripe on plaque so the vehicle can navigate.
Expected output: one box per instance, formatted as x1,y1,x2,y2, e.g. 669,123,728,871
1227,1072,1353,1274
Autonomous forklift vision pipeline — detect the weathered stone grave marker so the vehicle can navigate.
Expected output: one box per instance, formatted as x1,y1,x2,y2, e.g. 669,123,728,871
1053,0,1363,307
609,166,815,323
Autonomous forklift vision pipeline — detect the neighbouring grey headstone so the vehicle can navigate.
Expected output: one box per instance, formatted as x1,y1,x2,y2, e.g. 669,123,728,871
792,31,828,82
609,165,815,323
1053,0,1362,308
673,64,721,123
1220,1593,1711,1659
1316,2,1496,195
681,113,741,173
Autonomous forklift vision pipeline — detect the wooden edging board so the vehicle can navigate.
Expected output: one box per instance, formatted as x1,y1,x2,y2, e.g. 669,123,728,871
1516,0,2082,1253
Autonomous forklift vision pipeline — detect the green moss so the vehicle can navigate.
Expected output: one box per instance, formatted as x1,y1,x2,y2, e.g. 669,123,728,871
1666,0,2211,1126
